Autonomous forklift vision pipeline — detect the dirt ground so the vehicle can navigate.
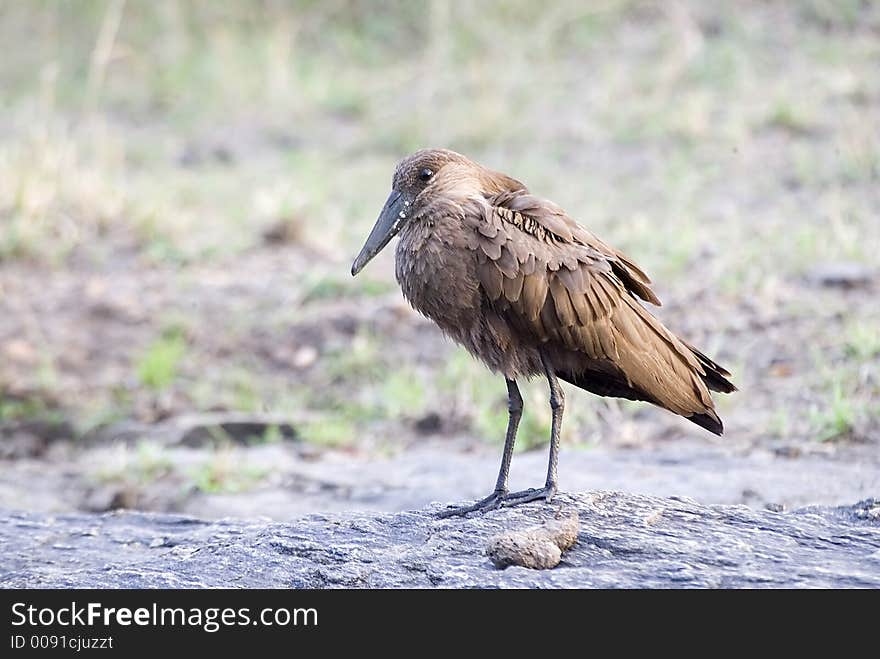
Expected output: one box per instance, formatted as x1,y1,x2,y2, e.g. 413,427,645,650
0,2,877,520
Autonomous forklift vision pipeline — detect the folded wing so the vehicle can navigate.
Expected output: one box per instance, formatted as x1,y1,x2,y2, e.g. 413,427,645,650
470,190,735,435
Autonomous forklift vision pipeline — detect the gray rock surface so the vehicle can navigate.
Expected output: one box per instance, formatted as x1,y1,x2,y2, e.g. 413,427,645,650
2,492,879,588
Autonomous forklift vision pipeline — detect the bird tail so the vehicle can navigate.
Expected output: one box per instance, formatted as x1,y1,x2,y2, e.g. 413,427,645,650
557,301,736,437
684,342,737,394
559,362,731,436
681,344,737,435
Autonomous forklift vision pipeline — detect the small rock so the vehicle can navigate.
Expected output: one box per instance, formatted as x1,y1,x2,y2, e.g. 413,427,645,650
805,262,875,289
262,217,304,246
774,445,802,458
173,414,298,447
82,486,134,513
854,500,880,522
0,418,76,458
292,346,318,369
2,339,37,365
486,512,579,570
414,412,443,434
0,432,48,459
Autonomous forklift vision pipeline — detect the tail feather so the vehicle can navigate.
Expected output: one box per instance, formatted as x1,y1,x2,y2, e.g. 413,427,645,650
687,410,724,435
558,337,734,437
558,367,727,436
686,342,737,394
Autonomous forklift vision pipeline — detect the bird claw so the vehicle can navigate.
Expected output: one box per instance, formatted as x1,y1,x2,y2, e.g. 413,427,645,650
437,490,507,518
437,484,557,518
500,484,557,507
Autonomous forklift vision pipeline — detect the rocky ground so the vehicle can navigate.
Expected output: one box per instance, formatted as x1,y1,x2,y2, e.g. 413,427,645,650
3,493,878,588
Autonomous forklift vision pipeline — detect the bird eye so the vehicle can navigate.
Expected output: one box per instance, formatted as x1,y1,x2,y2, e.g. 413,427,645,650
418,168,434,182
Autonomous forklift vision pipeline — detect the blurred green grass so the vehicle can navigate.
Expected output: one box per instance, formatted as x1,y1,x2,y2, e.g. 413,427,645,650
1,1,878,449
1,0,876,270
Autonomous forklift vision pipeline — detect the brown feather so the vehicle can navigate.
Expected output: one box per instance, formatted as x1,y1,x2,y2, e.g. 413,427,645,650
502,271,524,303
549,276,577,327
480,239,502,261
494,243,519,279
520,270,548,320
477,260,503,301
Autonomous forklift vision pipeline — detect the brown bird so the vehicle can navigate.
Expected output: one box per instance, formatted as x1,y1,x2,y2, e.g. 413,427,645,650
352,149,736,517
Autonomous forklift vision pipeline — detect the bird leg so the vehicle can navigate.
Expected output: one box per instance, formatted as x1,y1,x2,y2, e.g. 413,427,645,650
501,351,562,507
437,378,523,518
439,354,564,516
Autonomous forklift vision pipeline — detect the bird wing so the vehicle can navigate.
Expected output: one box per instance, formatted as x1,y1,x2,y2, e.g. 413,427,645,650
470,190,732,428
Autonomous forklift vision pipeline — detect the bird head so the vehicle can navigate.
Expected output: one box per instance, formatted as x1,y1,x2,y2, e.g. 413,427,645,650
351,148,472,276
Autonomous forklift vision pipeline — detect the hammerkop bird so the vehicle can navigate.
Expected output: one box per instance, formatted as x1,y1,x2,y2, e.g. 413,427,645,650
352,149,735,516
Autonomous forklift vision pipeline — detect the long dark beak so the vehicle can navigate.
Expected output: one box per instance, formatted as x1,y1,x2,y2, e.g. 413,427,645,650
351,191,406,276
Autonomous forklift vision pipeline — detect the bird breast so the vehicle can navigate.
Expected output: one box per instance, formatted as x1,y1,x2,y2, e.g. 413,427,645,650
393,213,544,379
395,217,482,331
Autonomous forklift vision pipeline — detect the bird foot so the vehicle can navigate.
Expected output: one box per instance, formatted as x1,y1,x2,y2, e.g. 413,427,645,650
437,490,507,518
500,484,557,507
437,484,557,518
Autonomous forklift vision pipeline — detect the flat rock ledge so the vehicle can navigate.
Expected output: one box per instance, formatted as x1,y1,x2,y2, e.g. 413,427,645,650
2,492,879,588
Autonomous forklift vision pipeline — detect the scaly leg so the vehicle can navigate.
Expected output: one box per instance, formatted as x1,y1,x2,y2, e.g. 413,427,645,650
437,378,523,518
501,351,562,506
